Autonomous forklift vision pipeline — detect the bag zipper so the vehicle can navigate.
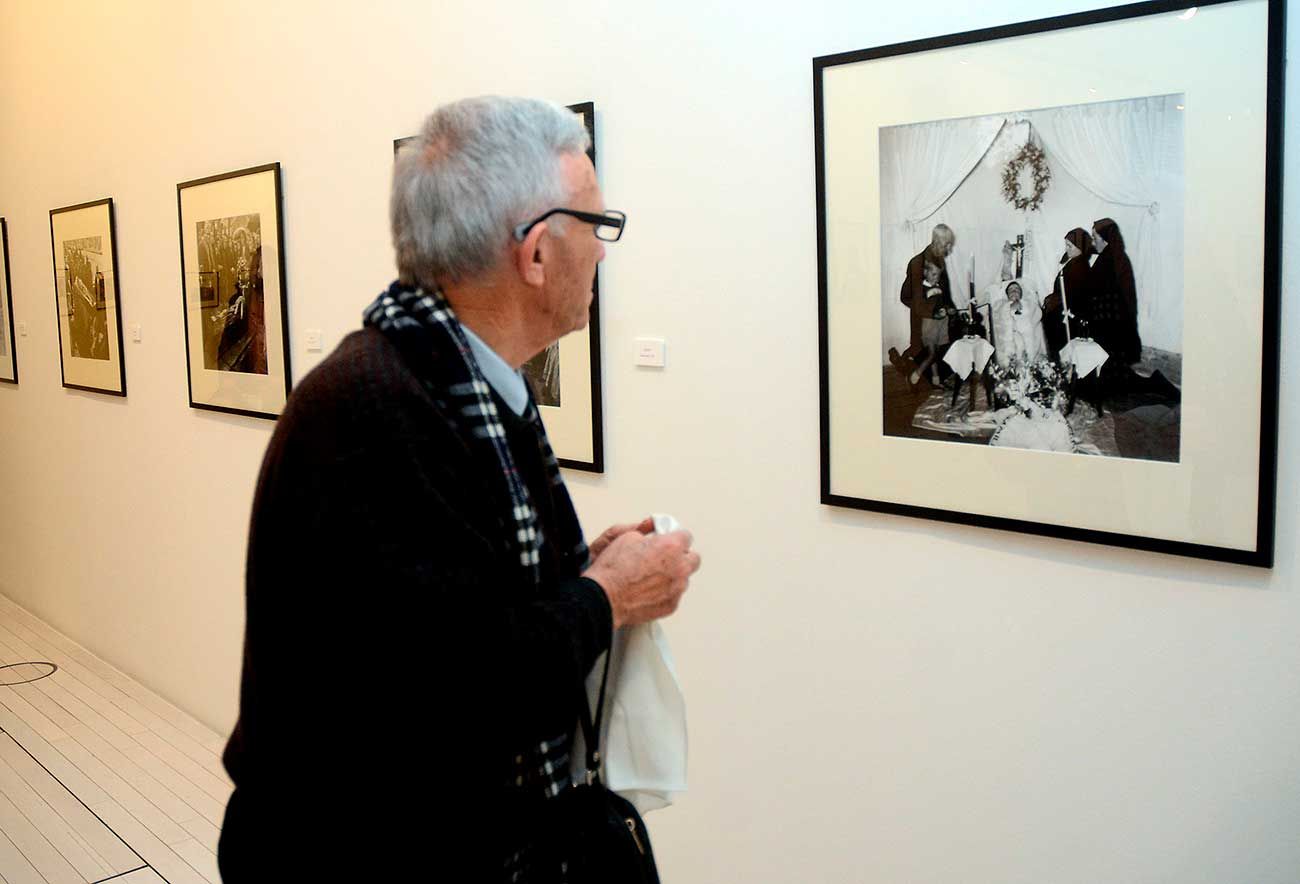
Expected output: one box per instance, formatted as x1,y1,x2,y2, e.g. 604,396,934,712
625,818,646,855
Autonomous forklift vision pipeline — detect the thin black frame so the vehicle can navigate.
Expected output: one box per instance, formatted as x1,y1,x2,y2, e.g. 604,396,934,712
48,198,127,397
813,0,1284,567
176,162,292,421
0,219,16,385
561,100,605,473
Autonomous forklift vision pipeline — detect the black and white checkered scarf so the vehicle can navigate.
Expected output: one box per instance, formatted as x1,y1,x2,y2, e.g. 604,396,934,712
363,281,589,880
363,281,589,586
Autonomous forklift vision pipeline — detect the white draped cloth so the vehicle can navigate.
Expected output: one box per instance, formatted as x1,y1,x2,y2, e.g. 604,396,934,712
944,336,995,380
1059,338,1109,378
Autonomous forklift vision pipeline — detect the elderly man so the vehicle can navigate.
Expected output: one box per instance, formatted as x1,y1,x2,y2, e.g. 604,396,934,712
218,97,701,881
890,223,956,383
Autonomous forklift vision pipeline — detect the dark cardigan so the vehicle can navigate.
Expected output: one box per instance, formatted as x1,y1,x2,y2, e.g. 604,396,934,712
218,327,612,880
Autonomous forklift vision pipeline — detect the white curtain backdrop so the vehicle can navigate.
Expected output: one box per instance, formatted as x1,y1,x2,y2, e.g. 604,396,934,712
878,94,1185,362
879,115,1006,311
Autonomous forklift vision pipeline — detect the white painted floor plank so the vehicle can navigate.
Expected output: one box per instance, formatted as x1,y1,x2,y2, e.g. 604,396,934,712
0,827,45,884
111,869,167,884
0,734,139,874
0,690,70,744
60,725,199,831
0,712,110,810
0,750,115,881
48,738,191,847
168,837,220,884
127,733,230,807
176,814,221,856
0,788,86,884
88,803,209,884
119,745,224,827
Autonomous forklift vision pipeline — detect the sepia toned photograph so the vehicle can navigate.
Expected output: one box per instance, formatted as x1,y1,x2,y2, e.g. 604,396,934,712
196,213,268,375
178,163,290,419
49,198,126,395
879,94,1185,463
62,235,110,360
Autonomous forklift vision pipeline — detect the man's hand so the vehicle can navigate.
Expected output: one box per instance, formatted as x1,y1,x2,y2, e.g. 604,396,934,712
587,517,654,562
583,530,701,630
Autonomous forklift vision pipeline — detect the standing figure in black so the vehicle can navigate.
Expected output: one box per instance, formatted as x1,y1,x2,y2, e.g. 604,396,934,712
1043,227,1094,363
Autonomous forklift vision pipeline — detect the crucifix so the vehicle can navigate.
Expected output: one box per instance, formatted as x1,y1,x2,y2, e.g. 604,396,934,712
1009,234,1026,279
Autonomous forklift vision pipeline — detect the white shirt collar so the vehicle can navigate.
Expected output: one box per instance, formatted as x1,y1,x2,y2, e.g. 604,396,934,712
460,325,529,416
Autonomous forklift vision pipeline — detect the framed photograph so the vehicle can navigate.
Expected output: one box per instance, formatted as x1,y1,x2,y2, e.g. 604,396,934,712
814,0,1282,566
177,163,291,420
0,219,16,384
49,199,126,396
393,102,606,471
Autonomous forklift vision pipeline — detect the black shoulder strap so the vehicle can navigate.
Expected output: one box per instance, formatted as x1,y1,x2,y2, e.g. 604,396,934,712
577,645,614,785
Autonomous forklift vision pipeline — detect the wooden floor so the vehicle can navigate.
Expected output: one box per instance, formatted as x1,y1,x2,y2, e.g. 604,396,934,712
0,595,231,884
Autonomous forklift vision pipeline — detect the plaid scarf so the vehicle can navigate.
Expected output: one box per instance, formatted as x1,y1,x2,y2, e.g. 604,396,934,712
363,281,589,587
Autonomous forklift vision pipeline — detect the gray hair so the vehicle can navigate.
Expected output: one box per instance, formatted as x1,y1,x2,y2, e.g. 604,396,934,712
931,223,954,246
391,96,591,288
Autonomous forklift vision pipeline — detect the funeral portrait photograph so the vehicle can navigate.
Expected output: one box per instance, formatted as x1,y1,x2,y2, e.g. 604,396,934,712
879,94,1185,463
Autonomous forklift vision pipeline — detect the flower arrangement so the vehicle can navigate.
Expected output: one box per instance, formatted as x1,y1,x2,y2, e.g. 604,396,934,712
987,355,1069,415
1001,142,1052,212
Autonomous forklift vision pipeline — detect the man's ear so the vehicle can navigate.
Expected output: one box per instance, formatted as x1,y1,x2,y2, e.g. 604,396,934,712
514,222,548,288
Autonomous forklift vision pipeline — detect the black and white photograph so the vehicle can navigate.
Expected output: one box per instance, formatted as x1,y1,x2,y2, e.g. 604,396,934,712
524,342,561,407
0,218,16,384
816,0,1282,564
196,213,268,375
49,198,126,396
880,95,1185,463
178,163,290,420
62,235,111,360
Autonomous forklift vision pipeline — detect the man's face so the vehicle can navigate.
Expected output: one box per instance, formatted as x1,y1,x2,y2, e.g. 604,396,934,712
543,152,606,338
937,233,955,258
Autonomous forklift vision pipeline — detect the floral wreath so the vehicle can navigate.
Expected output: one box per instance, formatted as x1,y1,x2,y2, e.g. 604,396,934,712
1001,142,1052,212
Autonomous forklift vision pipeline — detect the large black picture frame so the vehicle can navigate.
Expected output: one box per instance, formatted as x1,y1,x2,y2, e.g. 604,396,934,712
177,162,292,421
814,0,1283,566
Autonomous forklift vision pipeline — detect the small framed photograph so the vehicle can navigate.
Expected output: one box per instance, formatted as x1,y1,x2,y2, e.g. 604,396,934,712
0,218,16,384
815,0,1282,565
394,102,606,471
177,163,291,420
49,199,126,396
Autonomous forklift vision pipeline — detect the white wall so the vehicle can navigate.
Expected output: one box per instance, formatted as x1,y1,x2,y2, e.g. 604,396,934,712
0,2,1296,882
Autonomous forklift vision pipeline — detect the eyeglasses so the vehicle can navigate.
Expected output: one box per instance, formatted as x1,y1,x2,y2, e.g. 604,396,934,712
512,209,626,243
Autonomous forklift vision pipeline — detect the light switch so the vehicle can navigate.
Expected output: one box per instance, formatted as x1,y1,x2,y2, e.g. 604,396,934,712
130,324,142,342
305,329,323,352
634,337,666,368
17,321,27,337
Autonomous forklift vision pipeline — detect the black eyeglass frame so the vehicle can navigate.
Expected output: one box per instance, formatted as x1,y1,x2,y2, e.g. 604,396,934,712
512,208,626,243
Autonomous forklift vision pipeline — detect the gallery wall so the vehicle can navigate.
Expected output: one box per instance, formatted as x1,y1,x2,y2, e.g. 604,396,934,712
0,1,1296,882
